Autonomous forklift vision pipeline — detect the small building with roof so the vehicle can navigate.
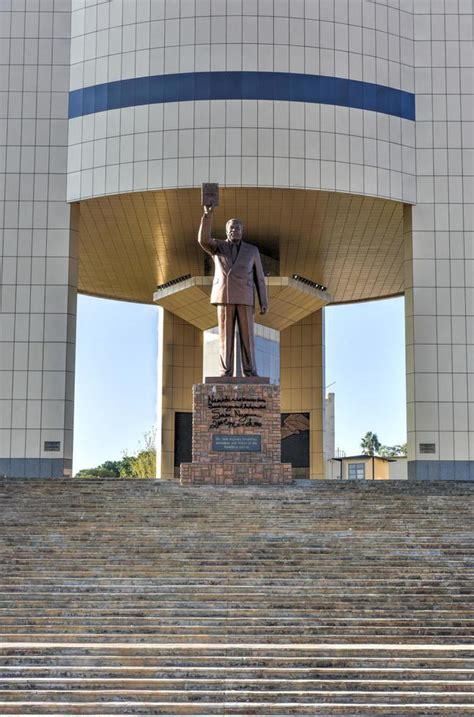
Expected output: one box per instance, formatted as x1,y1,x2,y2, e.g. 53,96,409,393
332,455,397,481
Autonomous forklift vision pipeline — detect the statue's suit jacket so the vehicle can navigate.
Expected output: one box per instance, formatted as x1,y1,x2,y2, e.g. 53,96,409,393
199,236,268,308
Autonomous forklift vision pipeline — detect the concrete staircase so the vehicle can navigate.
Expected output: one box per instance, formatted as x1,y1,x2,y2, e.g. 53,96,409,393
0,478,472,714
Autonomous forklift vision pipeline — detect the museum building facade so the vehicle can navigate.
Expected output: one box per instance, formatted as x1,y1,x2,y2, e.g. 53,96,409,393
0,0,472,480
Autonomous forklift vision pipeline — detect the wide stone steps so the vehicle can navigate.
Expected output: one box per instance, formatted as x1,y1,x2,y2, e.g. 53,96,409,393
0,646,472,715
0,677,473,692
0,618,471,638
0,478,472,714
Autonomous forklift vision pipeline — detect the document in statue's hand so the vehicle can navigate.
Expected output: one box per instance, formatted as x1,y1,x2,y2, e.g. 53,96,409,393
201,182,219,208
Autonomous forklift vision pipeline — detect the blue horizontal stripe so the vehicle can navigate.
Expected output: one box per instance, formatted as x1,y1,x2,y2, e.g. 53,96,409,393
69,71,415,121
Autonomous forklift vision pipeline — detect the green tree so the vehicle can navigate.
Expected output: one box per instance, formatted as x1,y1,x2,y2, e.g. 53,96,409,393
360,431,381,456
124,428,156,478
100,460,123,475
74,428,157,479
75,465,118,478
118,454,134,477
379,443,407,457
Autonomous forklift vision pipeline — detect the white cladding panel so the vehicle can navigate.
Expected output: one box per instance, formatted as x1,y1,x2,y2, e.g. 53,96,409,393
67,0,416,203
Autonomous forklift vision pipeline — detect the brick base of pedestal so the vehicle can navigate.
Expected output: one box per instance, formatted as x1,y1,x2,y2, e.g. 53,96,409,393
180,381,293,486
180,462,293,486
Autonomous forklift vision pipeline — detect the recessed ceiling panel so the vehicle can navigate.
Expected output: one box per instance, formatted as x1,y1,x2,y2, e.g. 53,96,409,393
78,187,404,305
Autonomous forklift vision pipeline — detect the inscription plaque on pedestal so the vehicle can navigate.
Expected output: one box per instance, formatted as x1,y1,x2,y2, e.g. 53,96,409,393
180,380,293,486
212,434,262,452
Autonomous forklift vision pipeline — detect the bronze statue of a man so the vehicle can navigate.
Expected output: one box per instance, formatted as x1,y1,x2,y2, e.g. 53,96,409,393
198,205,268,377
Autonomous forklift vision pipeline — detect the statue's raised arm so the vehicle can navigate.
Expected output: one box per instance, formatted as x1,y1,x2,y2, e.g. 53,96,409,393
198,205,218,255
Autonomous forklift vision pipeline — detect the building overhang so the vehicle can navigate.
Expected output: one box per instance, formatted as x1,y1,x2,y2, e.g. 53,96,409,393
77,187,405,306
153,276,330,332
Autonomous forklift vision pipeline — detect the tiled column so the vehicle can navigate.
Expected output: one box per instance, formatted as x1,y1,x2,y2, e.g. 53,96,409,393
156,309,203,479
0,2,76,478
280,310,325,479
406,5,473,480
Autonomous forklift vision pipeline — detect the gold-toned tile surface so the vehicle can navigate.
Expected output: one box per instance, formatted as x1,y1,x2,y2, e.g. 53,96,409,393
280,310,325,479
77,188,404,305
153,277,329,332
158,310,203,480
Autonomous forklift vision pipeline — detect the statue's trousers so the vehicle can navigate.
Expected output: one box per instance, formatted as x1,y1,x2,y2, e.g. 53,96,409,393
217,304,257,377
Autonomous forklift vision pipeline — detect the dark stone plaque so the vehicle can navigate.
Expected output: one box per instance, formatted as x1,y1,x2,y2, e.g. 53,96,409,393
419,443,436,454
212,434,261,452
44,441,61,452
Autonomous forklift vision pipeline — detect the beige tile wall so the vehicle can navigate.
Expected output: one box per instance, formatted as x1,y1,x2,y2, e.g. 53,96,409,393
0,1,76,478
68,1,415,206
406,3,473,479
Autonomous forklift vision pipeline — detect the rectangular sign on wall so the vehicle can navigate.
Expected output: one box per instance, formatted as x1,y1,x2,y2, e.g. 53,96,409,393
212,435,261,452
44,441,61,452
419,443,436,454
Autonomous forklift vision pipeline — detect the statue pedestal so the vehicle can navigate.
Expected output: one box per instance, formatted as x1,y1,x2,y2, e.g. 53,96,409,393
180,380,293,486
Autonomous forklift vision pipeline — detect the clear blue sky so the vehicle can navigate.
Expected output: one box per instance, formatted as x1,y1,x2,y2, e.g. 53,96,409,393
325,297,407,456
73,294,406,473
74,296,158,474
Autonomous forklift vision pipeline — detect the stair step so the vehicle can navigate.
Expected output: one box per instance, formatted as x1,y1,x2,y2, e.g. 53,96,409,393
1,477,472,714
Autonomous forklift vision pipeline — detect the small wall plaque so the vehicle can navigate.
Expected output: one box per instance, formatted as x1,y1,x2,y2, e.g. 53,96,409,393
44,441,61,452
419,443,436,454
212,434,261,452
201,182,219,208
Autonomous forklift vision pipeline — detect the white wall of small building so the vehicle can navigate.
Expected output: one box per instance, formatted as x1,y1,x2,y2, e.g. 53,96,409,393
389,457,408,480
